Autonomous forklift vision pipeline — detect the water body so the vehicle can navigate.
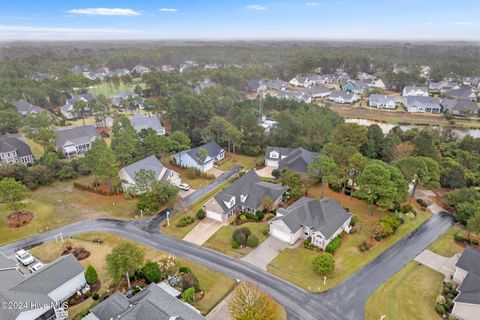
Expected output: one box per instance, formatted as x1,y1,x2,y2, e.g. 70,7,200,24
345,118,480,138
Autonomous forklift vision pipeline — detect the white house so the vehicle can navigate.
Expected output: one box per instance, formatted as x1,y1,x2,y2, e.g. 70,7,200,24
289,76,315,88
0,134,34,165
56,125,100,158
371,78,386,89
302,86,331,99
172,141,225,172
60,93,94,120
277,91,311,103
402,86,429,97
118,155,181,193
403,96,442,113
269,197,352,249
131,64,151,76
369,94,397,109
329,91,359,104
130,113,165,135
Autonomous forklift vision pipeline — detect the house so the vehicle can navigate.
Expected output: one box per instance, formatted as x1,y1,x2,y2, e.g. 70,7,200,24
357,72,374,80
56,125,100,158
402,86,429,97
442,87,477,101
172,141,225,172
269,197,352,249
119,155,181,192
265,146,318,173
245,79,266,93
84,283,205,320
112,68,130,77
420,65,431,78
259,115,278,133
289,76,315,88
60,93,94,120
263,79,289,91
370,78,386,89
160,64,176,72
0,134,34,165
0,253,87,320
131,64,151,76
130,113,165,135
204,63,219,70
179,60,198,73
342,80,371,94
203,170,287,222
429,81,459,93
194,79,216,93
111,92,142,109
369,94,397,109
14,100,46,116
277,91,311,103
441,98,479,116
302,86,331,99
404,96,441,113
451,246,480,320
329,91,359,104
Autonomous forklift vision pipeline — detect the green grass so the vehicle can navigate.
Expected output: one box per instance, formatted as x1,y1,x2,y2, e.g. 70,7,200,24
365,262,444,320
87,79,146,98
203,222,269,258
217,153,260,171
428,225,465,257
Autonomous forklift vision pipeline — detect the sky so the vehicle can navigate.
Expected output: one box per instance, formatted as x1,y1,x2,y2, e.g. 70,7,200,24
1,0,480,41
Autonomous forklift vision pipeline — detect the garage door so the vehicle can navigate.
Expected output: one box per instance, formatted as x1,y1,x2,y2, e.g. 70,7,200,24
206,210,223,222
270,227,291,243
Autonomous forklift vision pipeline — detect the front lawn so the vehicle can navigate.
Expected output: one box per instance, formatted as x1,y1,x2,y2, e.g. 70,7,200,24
365,262,443,320
29,232,237,316
267,185,431,291
203,222,269,258
428,225,465,257
217,153,260,171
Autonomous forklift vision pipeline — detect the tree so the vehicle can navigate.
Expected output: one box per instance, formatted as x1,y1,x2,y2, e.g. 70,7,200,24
228,283,278,320
225,123,243,154
0,178,29,223
85,265,98,285
170,131,191,151
331,123,368,149
0,109,22,134
182,287,196,303
24,112,58,152
73,99,88,127
396,156,440,198
111,115,138,165
134,169,157,193
467,213,480,239
106,242,145,290
279,169,302,200
151,181,178,204
347,153,366,198
261,196,274,213
312,253,335,275
308,155,340,196
140,260,164,284
91,94,110,128
180,272,200,292
360,124,385,159
413,131,438,159
84,140,118,191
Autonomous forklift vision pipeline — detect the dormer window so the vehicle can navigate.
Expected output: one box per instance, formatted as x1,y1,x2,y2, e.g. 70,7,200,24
270,151,279,159
224,196,236,209
240,194,248,203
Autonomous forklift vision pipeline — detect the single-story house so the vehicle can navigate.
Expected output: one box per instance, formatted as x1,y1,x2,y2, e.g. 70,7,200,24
429,81,459,93
203,170,287,222
269,197,352,249
245,79,267,93
302,86,331,99
14,100,46,116
60,93,94,119
84,283,205,320
329,91,359,104
370,78,386,89
172,141,225,172
402,86,429,97
404,96,442,113
130,113,165,135
369,94,397,109
277,91,311,103
56,125,100,158
265,146,318,173
0,253,87,320
111,92,142,109
452,246,480,320
289,76,315,88
0,134,35,165
442,87,477,101
263,79,289,91
131,64,151,76
342,80,371,94
119,155,181,193
441,98,479,116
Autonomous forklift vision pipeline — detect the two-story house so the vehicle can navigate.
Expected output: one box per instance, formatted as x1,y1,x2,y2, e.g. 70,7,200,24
172,142,225,173
0,134,34,165
56,126,100,158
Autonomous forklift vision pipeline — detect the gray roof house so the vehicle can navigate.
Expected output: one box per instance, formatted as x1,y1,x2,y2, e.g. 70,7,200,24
56,125,100,158
404,96,441,113
265,146,318,173
194,79,216,93
269,197,352,249
111,92,142,108
442,87,477,101
130,113,165,135
14,100,46,116
60,93,94,120
441,98,479,116
0,254,86,320
369,94,397,109
452,246,480,320
245,79,267,93
0,134,34,165
429,81,458,93
119,155,181,193
172,141,225,173
203,170,287,222
84,283,205,320
402,86,429,97
277,91,311,103
301,86,332,99
263,79,289,91
328,91,359,104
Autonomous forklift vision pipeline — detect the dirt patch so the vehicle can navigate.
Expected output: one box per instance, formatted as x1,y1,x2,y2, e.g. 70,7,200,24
7,211,33,228
62,246,91,260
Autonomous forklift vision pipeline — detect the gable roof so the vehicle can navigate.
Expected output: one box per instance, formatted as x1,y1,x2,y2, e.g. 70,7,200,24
277,147,319,173
121,155,172,183
265,146,294,160
404,96,441,110
14,100,45,115
456,246,480,274
443,87,476,99
455,271,480,305
273,197,351,239
441,98,479,114
330,91,357,100
0,134,33,157
130,113,164,133
56,125,99,148
403,86,428,95
181,142,224,165
369,94,396,105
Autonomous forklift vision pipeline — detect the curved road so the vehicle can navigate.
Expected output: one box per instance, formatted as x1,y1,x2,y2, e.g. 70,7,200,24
0,213,453,320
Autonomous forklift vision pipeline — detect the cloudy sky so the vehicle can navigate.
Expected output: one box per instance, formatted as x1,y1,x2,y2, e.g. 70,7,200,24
1,0,479,41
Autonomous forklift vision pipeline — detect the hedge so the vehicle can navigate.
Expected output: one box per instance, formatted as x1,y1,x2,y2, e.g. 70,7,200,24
326,234,343,254
73,182,118,196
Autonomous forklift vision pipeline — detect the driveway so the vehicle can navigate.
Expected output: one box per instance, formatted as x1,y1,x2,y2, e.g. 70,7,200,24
183,218,225,245
206,290,235,320
241,236,289,270
178,188,196,199
209,167,224,177
415,249,460,279
255,166,274,179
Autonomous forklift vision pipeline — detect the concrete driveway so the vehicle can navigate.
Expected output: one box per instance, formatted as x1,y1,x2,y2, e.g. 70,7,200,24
241,236,289,270
182,218,225,245
209,167,224,177
178,188,196,199
415,249,460,279
206,290,235,320
255,166,274,178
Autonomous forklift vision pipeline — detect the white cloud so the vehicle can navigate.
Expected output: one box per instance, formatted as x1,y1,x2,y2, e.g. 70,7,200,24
67,8,141,16
0,24,128,34
451,22,474,25
305,2,321,6
246,4,267,11
159,8,178,12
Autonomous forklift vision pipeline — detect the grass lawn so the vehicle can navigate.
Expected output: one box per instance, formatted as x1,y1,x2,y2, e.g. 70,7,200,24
365,262,444,320
87,79,146,98
217,153,260,171
29,232,237,317
267,185,432,292
428,225,465,257
0,175,138,245
203,222,269,258
24,137,45,159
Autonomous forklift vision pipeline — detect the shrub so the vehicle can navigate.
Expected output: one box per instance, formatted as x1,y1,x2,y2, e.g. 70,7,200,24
312,253,335,275
417,198,429,208
140,261,164,284
73,182,118,196
255,211,265,220
436,295,446,305
399,203,414,213
181,273,200,292
232,227,251,246
176,215,195,227
182,287,196,302
246,235,259,247
261,227,269,236
358,241,371,252
85,265,98,285
239,214,247,221
231,241,240,249
379,214,403,231
245,212,259,221
326,235,342,254
271,169,281,179
196,209,206,220
454,233,479,245
328,180,342,192
92,292,99,301
303,239,315,250
136,193,160,212
235,232,247,246
179,266,191,274
435,305,445,315
350,214,358,226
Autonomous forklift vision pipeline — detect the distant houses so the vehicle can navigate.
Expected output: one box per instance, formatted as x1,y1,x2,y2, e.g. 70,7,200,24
403,96,441,113
302,86,331,99
342,80,371,95
111,92,142,109
263,79,289,92
14,100,46,116
402,86,429,97
60,93,94,120
277,91,311,104
0,134,34,165
55,125,100,158
369,94,397,109
130,113,165,135
172,141,225,172
194,79,216,93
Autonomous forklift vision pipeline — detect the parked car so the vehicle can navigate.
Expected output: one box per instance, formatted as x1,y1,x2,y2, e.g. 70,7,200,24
178,183,190,191
15,249,35,266
28,262,44,273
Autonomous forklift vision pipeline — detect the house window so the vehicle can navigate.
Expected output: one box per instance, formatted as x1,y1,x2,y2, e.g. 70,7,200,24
270,151,279,159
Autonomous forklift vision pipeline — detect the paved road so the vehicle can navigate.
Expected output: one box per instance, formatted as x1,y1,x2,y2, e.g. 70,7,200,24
0,211,454,320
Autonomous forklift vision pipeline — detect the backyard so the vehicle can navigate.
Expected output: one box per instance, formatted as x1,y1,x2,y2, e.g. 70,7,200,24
217,153,261,171
267,185,432,291
29,232,237,317
87,79,146,98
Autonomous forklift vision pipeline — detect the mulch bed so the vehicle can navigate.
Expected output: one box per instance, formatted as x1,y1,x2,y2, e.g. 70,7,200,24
62,246,91,260
7,211,33,228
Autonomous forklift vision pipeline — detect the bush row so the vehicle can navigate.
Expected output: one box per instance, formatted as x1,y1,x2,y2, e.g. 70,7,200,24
73,182,118,196
454,233,479,245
